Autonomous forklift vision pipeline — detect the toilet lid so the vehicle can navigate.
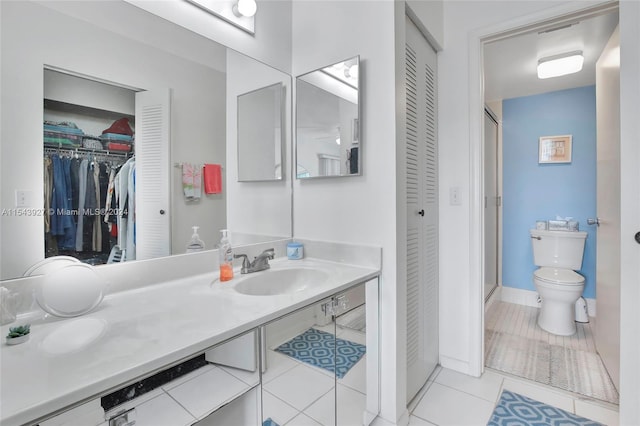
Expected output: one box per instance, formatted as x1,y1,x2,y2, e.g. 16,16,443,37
534,267,584,285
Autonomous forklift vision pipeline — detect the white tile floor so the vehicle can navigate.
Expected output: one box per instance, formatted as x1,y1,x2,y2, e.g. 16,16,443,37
408,365,620,426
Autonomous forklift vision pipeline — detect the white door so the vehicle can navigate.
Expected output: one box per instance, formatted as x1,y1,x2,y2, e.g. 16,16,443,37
484,110,499,301
406,15,439,402
135,89,171,260
595,25,620,390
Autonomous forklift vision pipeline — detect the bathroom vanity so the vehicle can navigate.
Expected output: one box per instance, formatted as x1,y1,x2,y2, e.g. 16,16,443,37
0,242,381,426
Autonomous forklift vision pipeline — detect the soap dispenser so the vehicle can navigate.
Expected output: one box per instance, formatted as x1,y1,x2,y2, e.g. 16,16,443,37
218,229,234,281
186,226,205,253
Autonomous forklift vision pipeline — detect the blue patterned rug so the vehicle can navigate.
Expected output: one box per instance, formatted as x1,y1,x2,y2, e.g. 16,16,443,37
275,328,365,379
488,390,603,425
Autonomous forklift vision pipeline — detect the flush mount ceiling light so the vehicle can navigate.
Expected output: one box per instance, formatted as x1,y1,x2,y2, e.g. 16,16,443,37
537,51,584,79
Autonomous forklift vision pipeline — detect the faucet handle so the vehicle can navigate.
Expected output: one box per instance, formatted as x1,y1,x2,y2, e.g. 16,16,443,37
234,253,250,270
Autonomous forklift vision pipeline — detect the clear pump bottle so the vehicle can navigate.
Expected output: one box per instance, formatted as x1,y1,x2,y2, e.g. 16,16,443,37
186,226,205,253
218,229,234,281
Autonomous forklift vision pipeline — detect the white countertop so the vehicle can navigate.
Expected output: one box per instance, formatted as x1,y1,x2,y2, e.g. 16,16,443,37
0,257,379,426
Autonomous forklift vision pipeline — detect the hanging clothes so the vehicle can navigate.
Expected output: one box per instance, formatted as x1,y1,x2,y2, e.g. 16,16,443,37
44,157,58,257
115,157,135,260
43,157,52,234
99,163,111,253
70,157,81,217
126,161,136,260
92,160,102,252
75,158,89,252
50,155,75,250
43,148,129,262
104,166,117,224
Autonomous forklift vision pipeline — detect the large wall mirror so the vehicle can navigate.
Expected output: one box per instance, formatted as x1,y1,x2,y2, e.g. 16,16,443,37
0,1,292,280
296,56,361,179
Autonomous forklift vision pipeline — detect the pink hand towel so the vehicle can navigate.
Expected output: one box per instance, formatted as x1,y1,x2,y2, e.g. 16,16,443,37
192,164,202,200
182,163,194,199
203,164,222,194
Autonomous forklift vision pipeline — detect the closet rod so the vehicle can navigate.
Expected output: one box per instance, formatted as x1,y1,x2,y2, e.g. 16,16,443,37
44,145,131,160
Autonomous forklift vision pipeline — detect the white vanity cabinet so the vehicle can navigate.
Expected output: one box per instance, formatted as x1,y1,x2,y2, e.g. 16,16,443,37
99,330,262,426
2,254,381,426
261,281,376,426
97,281,376,426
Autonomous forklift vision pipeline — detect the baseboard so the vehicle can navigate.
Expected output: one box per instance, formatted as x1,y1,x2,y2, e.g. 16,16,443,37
500,286,596,317
500,286,540,307
586,297,596,317
370,409,410,426
439,355,474,376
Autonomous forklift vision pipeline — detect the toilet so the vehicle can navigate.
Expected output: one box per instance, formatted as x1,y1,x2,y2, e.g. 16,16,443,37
530,229,587,336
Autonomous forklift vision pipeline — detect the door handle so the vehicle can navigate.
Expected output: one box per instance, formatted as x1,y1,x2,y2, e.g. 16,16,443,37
418,209,425,217
587,218,600,226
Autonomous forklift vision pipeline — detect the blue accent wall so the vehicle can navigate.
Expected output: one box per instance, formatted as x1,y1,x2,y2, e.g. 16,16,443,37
502,85,597,299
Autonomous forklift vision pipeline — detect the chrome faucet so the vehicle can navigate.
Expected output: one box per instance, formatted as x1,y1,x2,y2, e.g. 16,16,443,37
234,248,275,274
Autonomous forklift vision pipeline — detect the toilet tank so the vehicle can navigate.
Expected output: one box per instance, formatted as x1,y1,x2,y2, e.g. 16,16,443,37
530,229,587,270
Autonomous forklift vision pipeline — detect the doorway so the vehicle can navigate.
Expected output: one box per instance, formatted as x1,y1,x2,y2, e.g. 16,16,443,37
480,8,620,404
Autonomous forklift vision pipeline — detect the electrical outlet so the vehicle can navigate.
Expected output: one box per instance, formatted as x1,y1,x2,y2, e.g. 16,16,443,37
449,187,461,205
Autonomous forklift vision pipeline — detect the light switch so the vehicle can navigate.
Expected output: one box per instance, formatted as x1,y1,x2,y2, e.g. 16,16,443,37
449,187,461,206
15,190,34,208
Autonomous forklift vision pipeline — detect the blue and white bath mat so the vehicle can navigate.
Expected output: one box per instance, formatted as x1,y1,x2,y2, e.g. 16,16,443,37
275,328,366,379
488,390,603,426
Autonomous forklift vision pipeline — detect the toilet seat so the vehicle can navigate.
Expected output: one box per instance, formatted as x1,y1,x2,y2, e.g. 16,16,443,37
534,267,584,286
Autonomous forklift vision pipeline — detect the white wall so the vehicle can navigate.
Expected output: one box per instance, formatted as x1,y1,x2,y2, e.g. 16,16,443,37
0,1,226,278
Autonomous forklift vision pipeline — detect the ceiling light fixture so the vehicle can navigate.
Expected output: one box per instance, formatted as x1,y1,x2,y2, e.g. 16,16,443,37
537,51,584,79
233,0,257,18
186,0,256,34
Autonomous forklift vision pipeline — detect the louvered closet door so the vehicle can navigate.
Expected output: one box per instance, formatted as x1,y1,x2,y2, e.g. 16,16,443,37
406,15,439,403
135,89,171,260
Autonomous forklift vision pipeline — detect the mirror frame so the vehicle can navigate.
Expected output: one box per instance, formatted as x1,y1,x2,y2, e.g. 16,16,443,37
295,55,361,180
236,82,286,182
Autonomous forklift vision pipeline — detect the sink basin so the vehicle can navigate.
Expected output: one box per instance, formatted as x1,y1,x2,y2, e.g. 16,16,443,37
233,268,330,296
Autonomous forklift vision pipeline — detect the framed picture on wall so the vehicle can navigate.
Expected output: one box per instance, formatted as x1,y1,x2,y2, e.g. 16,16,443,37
539,135,572,164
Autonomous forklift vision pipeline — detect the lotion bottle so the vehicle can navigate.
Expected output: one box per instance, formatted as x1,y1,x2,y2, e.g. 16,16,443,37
218,229,234,281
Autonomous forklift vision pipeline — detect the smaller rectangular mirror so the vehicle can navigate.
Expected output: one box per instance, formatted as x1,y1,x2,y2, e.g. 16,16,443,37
296,56,360,179
237,82,285,182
